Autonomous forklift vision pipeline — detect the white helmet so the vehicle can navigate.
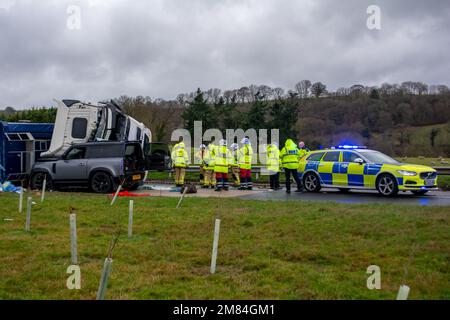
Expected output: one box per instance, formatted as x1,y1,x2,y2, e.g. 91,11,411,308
241,137,250,145
199,144,206,149
298,141,305,148
219,139,227,146
230,143,238,151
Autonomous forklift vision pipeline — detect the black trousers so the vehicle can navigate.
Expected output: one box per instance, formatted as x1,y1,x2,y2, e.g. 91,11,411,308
284,168,301,191
269,172,280,189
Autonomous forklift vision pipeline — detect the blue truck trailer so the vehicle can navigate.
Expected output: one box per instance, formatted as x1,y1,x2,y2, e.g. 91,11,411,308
0,121,54,182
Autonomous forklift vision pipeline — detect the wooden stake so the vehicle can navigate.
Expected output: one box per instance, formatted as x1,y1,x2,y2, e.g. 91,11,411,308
70,214,78,265
210,218,221,274
25,197,32,232
128,200,134,237
96,258,113,300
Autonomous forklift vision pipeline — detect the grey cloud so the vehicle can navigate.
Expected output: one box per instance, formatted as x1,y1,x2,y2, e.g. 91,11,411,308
0,0,449,108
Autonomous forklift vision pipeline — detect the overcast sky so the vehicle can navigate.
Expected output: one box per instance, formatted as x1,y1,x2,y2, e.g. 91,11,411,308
1,0,449,108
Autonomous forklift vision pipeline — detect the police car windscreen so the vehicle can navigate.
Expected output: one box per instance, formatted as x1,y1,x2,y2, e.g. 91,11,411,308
358,150,399,164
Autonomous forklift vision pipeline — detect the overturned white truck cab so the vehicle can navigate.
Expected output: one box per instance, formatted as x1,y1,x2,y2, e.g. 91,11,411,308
40,99,171,172
42,99,152,157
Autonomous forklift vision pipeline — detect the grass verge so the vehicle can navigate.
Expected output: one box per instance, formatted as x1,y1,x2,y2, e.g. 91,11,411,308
0,192,449,299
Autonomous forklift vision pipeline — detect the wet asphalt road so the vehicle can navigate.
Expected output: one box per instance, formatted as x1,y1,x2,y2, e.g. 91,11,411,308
240,188,450,206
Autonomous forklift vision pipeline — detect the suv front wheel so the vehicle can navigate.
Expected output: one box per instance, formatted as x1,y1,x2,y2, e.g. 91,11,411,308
90,171,113,193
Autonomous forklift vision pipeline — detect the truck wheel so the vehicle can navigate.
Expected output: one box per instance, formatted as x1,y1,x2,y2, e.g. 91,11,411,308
30,172,54,191
303,172,321,192
376,174,399,196
90,172,113,193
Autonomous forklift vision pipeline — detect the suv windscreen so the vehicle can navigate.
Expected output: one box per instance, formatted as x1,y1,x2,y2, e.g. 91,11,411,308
86,144,123,158
65,147,86,160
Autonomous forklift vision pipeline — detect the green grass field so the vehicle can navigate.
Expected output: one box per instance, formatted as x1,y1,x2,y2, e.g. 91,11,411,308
0,192,449,300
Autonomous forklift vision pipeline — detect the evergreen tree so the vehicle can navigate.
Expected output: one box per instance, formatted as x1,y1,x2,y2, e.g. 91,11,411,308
245,92,268,130
269,96,299,143
181,88,213,134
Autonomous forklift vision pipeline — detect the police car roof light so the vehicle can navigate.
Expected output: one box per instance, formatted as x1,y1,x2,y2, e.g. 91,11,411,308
334,145,367,150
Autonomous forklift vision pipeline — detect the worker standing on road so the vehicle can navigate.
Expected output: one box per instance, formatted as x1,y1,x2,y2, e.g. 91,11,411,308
266,142,281,190
171,138,189,187
230,143,241,187
280,139,302,194
205,141,217,188
214,139,232,192
195,144,208,186
238,137,253,190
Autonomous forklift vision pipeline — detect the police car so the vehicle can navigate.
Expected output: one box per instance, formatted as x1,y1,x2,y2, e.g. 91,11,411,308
298,146,438,196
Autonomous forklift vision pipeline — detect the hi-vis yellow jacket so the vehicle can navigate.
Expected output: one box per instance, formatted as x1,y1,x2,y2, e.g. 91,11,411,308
238,145,253,170
206,144,218,170
280,139,300,170
214,146,232,173
171,142,189,168
266,144,281,172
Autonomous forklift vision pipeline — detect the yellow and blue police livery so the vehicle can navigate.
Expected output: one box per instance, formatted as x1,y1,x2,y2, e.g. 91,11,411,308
298,146,438,196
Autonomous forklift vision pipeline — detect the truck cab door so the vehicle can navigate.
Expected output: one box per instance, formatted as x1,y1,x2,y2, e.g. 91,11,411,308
55,146,87,181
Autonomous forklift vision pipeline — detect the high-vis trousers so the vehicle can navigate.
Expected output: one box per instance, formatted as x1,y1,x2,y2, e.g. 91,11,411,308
174,167,186,186
239,169,252,189
204,170,216,187
199,165,205,184
215,172,229,191
231,167,240,186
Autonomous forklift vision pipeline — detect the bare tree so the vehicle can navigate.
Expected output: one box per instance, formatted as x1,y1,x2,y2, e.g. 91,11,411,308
295,80,311,98
273,87,285,99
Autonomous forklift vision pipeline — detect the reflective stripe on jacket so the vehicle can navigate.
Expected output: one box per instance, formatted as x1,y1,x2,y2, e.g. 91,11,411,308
171,142,189,167
214,146,231,173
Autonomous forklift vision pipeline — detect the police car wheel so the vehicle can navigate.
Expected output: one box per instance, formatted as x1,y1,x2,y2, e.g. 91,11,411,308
376,174,398,196
303,172,321,192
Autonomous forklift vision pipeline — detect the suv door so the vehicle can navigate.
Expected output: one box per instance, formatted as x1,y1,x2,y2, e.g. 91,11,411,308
55,146,88,181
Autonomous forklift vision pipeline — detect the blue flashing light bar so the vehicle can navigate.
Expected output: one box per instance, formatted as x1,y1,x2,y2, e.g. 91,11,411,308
331,145,367,150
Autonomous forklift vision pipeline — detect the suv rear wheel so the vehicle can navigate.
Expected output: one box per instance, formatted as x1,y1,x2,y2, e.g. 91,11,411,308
30,172,54,191
376,174,398,196
303,172,321,192
90,172,113,193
